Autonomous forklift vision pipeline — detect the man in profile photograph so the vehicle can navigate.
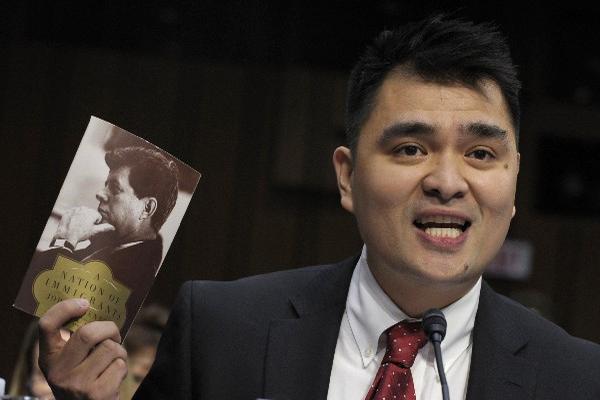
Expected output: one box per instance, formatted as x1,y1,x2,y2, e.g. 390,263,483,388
16,146,179,330
48,146,178,276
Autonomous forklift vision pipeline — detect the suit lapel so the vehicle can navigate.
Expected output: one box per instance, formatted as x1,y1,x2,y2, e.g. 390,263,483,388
263,257,356,400
466,282,538,400
264,265,540,400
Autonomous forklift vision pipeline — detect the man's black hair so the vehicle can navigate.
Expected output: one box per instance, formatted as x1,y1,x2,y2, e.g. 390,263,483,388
105,146,178,232
346,14,521,152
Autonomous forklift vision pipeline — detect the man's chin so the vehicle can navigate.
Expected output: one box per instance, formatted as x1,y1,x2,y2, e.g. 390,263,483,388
387,255,478,286
412,264,481,288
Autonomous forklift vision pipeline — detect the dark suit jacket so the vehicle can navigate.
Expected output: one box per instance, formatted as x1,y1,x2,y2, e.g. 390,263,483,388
134,257,600,399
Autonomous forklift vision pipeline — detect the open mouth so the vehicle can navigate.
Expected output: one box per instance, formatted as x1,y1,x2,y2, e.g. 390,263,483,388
413,216,471,239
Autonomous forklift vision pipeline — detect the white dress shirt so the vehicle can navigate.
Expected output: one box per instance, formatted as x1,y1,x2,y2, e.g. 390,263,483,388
327,246,481,400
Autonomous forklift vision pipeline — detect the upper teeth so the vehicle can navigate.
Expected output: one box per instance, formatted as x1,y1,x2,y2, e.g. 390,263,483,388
417,216,466,225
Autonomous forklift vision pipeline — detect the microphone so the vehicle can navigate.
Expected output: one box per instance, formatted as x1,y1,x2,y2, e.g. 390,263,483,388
422,309,450,400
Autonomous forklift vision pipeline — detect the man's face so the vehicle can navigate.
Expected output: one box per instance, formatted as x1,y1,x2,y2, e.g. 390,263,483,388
96,166,146,241
334,72,519,289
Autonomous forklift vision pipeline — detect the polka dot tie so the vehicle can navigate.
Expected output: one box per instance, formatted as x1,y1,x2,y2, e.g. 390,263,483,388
364,320,427,400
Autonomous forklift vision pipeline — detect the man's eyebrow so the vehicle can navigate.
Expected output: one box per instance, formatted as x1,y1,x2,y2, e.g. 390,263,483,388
463,122,509,142
377,122,435,146
105,176,121,188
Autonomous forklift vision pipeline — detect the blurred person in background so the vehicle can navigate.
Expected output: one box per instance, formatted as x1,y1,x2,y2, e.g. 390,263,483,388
122,304,169,396
9,320,55,400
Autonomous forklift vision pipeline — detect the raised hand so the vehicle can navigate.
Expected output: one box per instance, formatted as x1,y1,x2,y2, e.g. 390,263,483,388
38,299,128,400
53,207,115,246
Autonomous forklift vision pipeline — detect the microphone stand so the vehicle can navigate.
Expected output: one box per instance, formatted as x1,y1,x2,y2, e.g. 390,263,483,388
423,309,450,400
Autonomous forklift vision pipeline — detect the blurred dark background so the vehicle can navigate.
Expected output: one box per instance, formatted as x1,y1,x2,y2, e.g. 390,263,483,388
3,0,600,383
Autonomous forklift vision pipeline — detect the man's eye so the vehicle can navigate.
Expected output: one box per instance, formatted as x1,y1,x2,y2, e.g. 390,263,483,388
467,149,494,161
107,183,119,194
394,145,425,157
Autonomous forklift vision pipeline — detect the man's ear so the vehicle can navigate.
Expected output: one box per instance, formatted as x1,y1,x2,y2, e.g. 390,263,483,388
140,197,158,220
332,146,355,213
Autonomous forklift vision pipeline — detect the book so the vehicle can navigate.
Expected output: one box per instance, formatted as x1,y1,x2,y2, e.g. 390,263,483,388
14,116,201,338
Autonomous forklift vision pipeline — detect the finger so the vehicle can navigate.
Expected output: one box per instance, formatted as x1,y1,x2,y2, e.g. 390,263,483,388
59,328,72,341
90,223,116,236
62,320,122,368
39,298,90,363
58,208,74,223
91,357,128,400
72,206,103,224
77,338,128,379
53,210,73,239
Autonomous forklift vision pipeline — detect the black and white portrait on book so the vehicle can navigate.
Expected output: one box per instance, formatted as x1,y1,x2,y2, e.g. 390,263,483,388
14,116,201,336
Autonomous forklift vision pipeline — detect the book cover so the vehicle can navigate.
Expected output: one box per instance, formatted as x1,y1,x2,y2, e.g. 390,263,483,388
14,116,201,338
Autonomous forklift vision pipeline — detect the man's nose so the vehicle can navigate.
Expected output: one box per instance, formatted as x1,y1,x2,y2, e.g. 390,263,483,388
421,153,469,202
96,188,108,202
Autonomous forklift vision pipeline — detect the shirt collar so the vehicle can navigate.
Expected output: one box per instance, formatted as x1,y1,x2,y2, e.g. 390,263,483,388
346,245,481,368
81,240,145,262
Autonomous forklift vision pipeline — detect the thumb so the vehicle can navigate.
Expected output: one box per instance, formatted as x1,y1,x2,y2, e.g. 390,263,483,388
38,298,89,369
90,223,116,237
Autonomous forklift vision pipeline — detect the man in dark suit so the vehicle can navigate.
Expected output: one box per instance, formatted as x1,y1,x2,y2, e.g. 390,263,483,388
37,15,600,400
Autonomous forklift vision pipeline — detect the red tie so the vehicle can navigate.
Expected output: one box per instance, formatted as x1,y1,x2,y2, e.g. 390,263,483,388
364,321,427,400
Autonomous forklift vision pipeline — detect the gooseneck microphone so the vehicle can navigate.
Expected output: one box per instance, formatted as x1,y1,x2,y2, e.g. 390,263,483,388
422,309,450,400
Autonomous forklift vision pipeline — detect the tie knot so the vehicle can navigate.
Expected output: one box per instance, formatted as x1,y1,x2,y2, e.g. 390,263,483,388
384,320,427,368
